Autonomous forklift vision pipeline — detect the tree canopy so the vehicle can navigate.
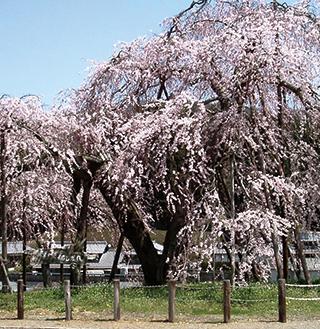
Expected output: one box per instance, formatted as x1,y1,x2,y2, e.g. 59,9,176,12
2,0,320,285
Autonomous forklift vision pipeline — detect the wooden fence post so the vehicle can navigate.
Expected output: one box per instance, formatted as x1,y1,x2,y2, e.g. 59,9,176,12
17,279,24,319
64,279,72,320
113,279,120,321
223,279,231,323
168,280,176,323
278,278,286,323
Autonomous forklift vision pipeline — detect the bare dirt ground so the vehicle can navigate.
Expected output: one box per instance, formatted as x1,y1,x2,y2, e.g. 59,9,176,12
0,318,320,329
1,309,320,329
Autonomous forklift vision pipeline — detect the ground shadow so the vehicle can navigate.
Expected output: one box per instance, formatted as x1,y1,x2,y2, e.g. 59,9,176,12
44,317,66,321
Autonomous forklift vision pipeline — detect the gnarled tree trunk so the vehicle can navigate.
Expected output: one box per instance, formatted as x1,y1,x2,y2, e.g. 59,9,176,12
98,179,186,285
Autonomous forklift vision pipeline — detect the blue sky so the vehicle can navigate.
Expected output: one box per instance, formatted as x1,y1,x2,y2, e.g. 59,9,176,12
0,0,190,107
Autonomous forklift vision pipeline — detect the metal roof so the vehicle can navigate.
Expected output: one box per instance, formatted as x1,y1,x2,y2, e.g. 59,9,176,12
52,241,109,255
88,249,124,269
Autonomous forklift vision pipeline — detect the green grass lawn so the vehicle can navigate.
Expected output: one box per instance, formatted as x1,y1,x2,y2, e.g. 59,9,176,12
1,282,320,321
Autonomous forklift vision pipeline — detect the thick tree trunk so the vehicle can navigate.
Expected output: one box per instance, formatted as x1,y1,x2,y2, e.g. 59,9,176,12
99,180,175,285
122,214,163,285
159,204,187,283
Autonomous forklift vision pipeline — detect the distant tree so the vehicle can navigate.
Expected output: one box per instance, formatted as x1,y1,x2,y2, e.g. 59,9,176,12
0,94,119,287
0,96,76,288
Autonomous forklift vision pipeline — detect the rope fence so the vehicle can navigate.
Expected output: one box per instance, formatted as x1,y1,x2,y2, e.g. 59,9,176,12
286,283,320,288
281,280,320,321
2,278,320,323
286,297,320,301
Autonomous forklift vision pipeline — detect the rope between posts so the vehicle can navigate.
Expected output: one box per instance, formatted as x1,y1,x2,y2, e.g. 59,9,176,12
176,285,220,291
233,285,275,290
231,298,275,303
286,283,320,288
27,285,63,292
70,283,112,289
286,297,320,301
132,284,167,289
